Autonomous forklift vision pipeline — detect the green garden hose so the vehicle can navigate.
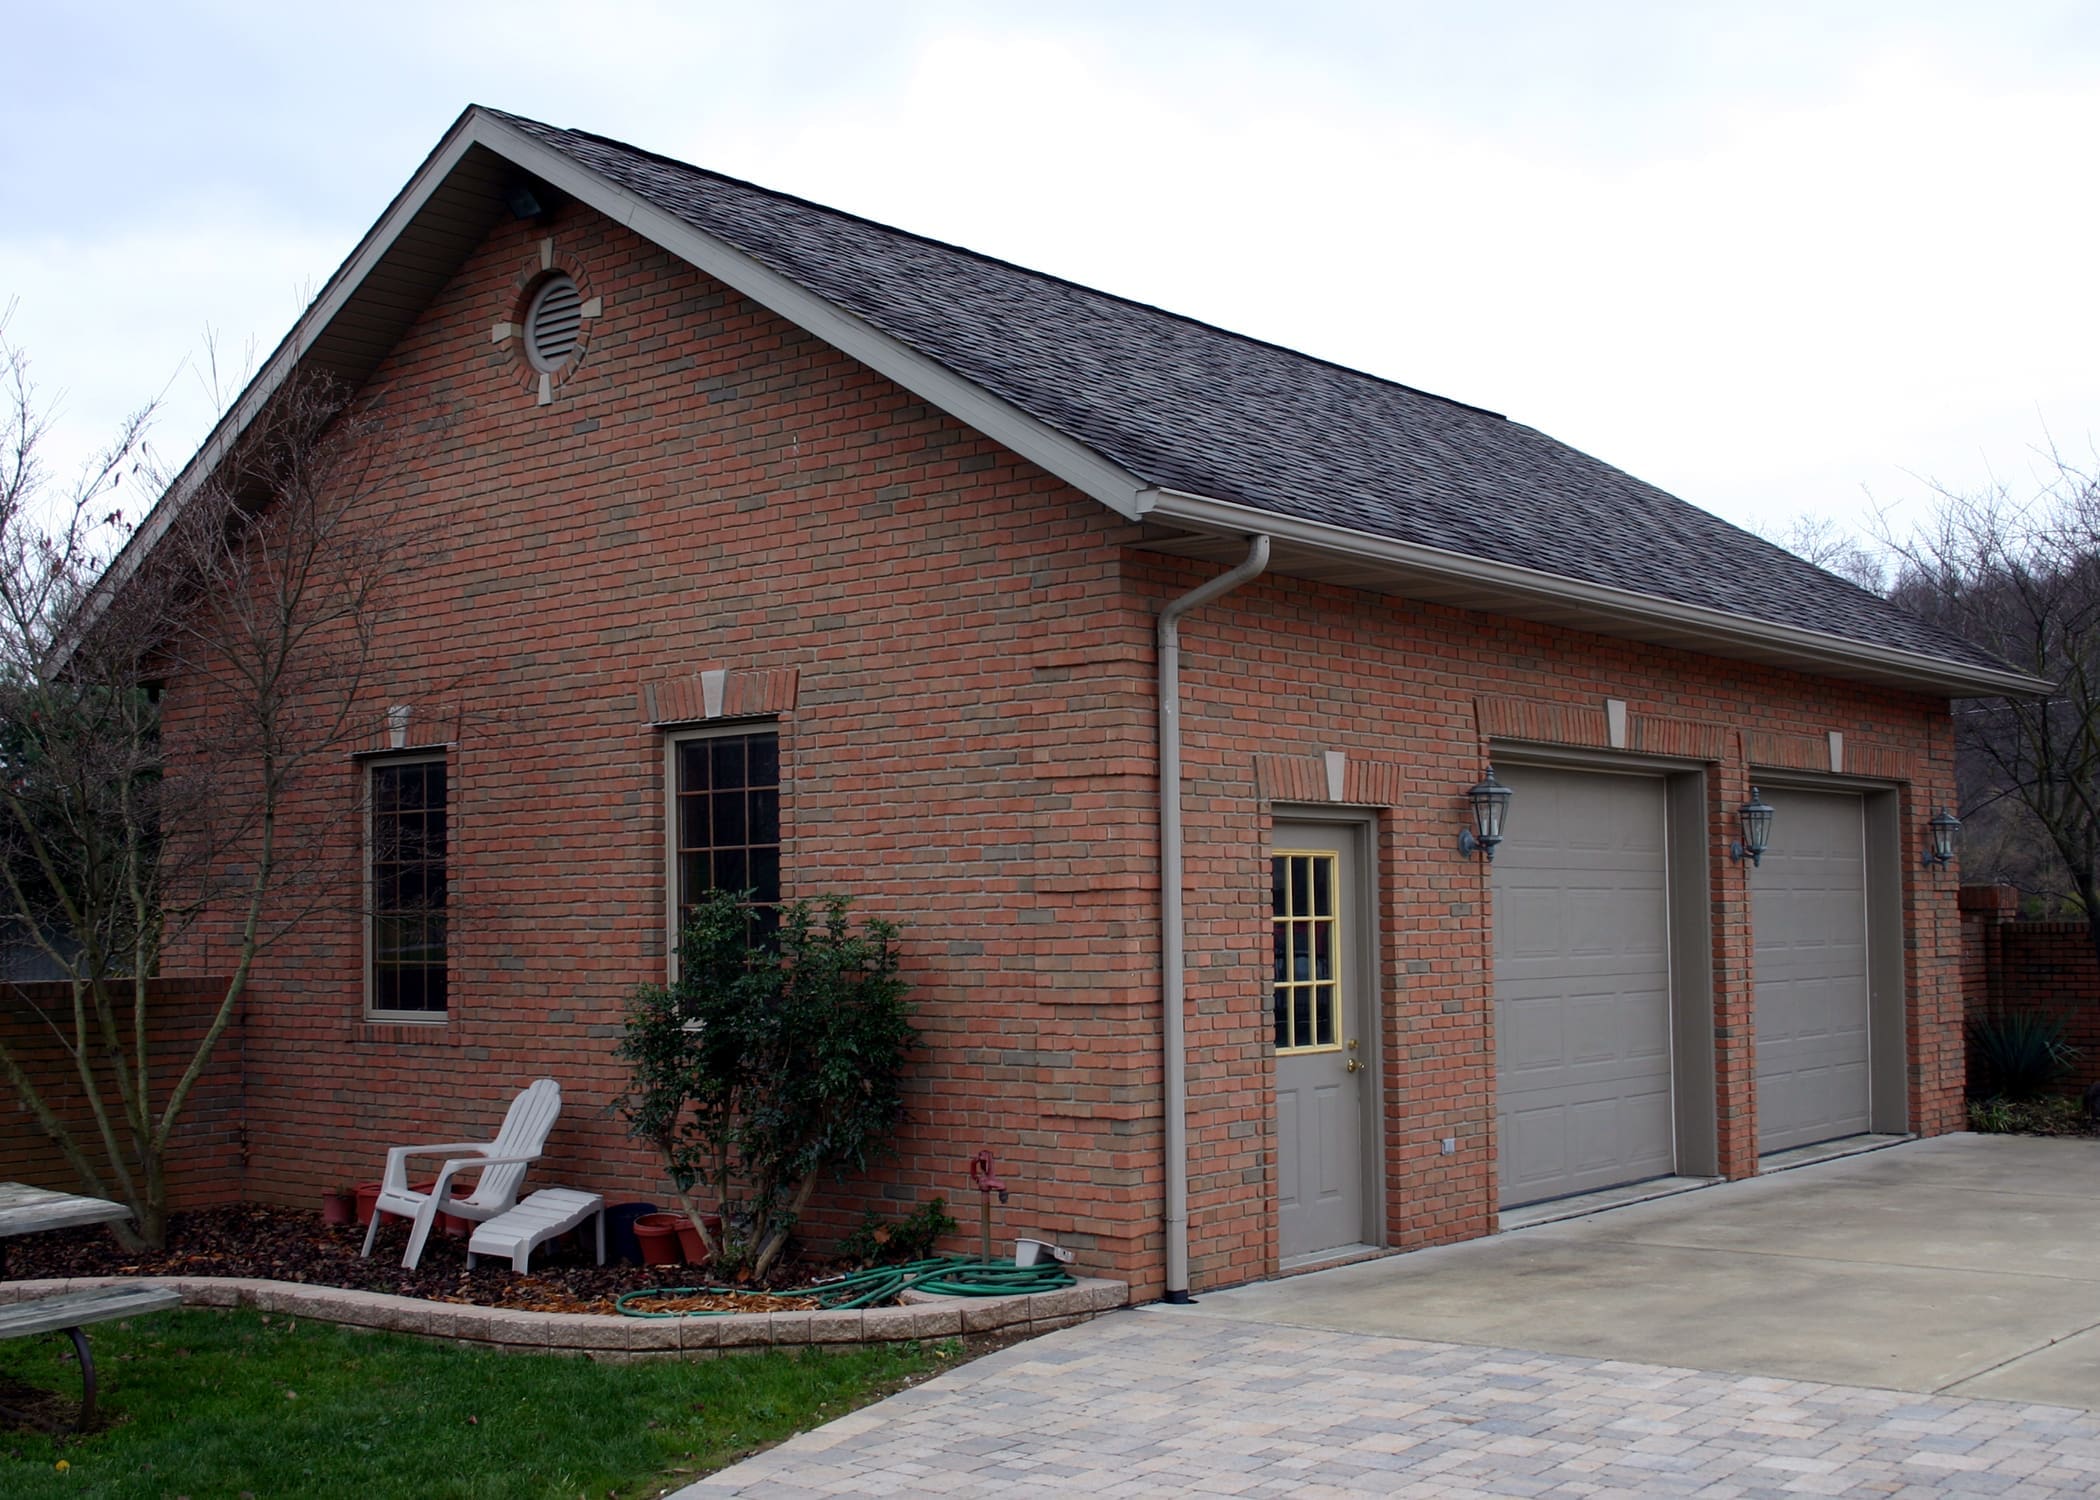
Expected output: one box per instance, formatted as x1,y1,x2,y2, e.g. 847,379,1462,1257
614,1254,1075,1317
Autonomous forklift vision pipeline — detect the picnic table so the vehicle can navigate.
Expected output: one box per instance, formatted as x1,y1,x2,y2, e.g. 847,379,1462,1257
0,1182,180,1430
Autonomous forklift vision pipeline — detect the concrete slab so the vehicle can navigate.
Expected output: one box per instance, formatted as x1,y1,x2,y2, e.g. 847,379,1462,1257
1199,1134,2100,1406
1948,1322,2100,1404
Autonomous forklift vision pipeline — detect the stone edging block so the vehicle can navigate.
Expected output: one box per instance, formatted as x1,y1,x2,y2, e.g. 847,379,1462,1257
0,1274,1129,1358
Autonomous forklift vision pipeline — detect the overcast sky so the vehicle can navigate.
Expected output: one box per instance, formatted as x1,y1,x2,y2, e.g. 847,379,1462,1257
5,1,2096,547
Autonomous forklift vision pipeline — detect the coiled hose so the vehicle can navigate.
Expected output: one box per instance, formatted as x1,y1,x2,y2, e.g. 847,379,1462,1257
615,1254,1075,1317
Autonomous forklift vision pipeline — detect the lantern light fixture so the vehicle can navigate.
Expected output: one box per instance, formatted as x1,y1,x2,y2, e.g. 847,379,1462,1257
1923,808,1962,869
1458,764,1514,862
1731,787,1776,867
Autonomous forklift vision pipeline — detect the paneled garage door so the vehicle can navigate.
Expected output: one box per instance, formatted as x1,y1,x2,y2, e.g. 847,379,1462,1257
1754,788,1871,1154
1494,766,1674,1208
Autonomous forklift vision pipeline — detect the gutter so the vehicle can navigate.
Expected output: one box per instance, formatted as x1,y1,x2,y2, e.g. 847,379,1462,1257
1158,533,1270,1304
1138,489,2051,700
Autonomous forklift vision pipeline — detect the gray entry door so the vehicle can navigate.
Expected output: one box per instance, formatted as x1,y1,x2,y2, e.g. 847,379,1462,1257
1494,766,1675,1208
1754,789,1871,1153
1272,822,1371,1264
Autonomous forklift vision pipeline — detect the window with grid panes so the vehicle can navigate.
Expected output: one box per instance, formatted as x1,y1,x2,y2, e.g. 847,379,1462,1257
1271,850,1340,1051
671,729,781,929
369,758,447,1017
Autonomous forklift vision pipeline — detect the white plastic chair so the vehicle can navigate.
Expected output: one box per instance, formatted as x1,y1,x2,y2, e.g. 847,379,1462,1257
359,1078,562,1270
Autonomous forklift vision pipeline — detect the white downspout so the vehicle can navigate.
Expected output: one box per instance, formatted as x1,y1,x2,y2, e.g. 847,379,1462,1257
1158,533,1270,1303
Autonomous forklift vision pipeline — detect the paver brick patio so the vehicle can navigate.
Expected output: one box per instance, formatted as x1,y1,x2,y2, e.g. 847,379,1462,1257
681,1307,2100,1497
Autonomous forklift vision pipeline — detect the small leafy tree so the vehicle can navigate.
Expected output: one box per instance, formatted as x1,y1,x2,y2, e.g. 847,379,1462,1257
619,890,913,1279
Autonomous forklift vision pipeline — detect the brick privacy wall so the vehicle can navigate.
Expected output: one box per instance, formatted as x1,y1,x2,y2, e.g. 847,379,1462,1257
153,195,1967,1298
1960,887,2100,1090
1,978,244,1206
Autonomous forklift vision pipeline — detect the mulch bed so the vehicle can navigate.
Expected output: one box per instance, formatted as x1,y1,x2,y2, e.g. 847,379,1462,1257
2,1205,837,1316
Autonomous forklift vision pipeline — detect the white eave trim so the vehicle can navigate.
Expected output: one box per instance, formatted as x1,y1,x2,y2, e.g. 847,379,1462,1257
1143,487,2052,699
470,114,1153,522
82,108,1152,644
88,107,2046,706
83,118,499,642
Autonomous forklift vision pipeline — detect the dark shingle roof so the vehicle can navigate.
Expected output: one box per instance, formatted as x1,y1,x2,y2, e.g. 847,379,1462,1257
494,111,2006,678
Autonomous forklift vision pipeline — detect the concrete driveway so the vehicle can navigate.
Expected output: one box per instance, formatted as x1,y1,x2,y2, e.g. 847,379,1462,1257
1204,1133,2100,1406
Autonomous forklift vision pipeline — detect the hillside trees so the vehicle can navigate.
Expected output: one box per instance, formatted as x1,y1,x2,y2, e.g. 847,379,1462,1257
1879,452,2100,963
1771,451,2100,961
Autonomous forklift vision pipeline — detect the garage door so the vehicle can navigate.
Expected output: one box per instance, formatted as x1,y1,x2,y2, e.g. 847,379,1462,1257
1753,788,1870,1153
1494,766,1674,1208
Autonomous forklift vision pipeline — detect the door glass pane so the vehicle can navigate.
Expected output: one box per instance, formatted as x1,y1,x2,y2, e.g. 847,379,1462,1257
1270,847,1344,1055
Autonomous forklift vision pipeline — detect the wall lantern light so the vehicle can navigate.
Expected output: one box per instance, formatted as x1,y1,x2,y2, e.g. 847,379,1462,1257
1923,808,1962,869
1458,765,1514,862
1731,787,1776,867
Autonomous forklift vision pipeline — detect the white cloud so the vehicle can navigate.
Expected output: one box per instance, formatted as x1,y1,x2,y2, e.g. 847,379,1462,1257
4,4,2096,549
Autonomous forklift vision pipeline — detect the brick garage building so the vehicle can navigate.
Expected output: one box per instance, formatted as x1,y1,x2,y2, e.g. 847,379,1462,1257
107,108,2037,1300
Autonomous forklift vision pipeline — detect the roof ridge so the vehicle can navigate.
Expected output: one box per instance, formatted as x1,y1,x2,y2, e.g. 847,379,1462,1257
493,108,1509,427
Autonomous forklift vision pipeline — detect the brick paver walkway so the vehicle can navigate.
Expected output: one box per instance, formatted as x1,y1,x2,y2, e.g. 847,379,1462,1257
682,1307,2100,1496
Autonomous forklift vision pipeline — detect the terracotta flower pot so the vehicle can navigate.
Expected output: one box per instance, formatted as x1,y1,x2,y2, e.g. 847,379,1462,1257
634,1212,686,1267
322,1191,356,1226
355,1180,439,1228
674,1214,723,1266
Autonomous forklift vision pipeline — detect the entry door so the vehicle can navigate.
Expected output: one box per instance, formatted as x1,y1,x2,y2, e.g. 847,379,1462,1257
1272,822,1372,1265
1754,789,1871,1153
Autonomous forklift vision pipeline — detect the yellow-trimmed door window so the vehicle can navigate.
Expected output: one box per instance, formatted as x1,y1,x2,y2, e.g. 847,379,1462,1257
1273,850,1341,1051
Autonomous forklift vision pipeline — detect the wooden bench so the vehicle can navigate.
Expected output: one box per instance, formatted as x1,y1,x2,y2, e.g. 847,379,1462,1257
0,1284,183,1431
466,1188,604,1273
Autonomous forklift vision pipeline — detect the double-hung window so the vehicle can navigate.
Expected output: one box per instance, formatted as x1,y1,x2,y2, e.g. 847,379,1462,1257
368,757,448,1018
668,727,780,942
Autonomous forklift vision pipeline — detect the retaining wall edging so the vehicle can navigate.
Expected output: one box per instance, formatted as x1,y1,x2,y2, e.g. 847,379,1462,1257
0,1274,1129,1358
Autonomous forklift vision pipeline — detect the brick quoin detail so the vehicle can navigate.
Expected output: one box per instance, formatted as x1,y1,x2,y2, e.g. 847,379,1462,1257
85,196,1969,1300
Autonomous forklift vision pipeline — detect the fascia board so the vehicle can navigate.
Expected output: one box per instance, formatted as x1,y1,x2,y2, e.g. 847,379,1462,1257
80,116,495,641
1146,487,2053,699
468,115,1154,522
83,108,1153,651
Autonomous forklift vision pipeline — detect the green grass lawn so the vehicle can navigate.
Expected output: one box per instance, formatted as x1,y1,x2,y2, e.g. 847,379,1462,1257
0,1306,948,1498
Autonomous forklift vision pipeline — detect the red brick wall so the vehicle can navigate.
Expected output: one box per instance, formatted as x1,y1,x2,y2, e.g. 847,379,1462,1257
152,193,1969,1299
1,978,244,1206
1960,888,2100,1090
1154,565,1962,1288
158,199,1159,1276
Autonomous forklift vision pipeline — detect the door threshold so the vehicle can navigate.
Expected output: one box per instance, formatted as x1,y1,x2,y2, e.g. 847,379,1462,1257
1759,1133,1912,1174
1278,1242,1383,1274
1498,1174,1721,1231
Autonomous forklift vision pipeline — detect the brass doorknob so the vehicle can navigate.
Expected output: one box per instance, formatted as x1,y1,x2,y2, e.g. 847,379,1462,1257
1345,1058,1363,1074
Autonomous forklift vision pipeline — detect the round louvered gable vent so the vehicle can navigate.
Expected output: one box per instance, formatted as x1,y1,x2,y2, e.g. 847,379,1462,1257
524,274,582,372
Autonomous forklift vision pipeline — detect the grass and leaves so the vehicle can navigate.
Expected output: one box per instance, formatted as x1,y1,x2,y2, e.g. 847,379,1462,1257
0,1306,946,1498
1968,1092,2092,1137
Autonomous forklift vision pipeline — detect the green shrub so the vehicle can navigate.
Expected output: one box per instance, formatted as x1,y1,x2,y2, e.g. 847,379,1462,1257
1967,1010,2078,1101
620,891,914,1278
840,1196,958,1265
